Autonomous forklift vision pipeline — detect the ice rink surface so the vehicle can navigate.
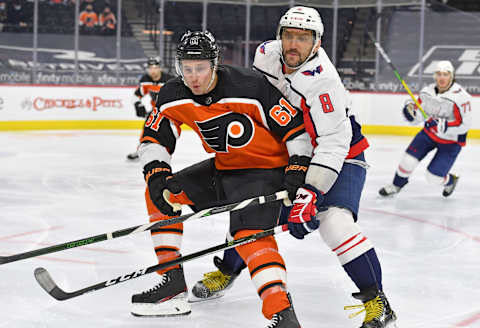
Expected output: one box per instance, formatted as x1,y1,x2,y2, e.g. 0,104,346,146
0,130,479,328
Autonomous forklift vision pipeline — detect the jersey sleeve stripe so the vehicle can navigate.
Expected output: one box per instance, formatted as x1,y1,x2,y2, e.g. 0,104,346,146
447,103,463,127
282,124,305,142
309,162,339,175
140,136,160,144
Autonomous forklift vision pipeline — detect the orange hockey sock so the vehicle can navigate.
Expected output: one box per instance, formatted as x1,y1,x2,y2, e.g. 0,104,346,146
234,229,291,319
145,188,183,274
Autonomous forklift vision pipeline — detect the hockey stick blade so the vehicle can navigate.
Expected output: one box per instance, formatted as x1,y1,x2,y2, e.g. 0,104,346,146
34,224,288,301
1,190,288,265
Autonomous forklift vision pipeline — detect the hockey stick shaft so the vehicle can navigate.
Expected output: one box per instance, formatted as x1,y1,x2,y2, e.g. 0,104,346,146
367,32,428,119
0,190,288,265
34,224,289,301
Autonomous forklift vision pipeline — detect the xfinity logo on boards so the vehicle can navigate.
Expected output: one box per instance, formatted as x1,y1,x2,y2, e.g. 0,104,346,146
408,45,480,79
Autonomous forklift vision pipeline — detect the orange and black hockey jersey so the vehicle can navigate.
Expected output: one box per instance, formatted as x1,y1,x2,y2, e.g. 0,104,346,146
140,65,305,171
134,72,175,107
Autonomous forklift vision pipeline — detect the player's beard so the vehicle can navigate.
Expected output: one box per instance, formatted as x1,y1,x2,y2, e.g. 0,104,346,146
283,49,306,68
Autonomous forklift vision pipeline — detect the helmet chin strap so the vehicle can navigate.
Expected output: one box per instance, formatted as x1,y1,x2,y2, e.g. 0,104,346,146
205,60,218,93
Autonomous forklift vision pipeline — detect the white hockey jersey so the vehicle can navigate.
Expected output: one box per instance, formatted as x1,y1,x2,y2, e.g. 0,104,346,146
253,40,368,192
417,82,472,146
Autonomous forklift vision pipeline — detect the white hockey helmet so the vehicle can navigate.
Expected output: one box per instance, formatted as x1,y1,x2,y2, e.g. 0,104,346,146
435,60,454,76
276,6,324,42
276,6,324,69
433,60,454,91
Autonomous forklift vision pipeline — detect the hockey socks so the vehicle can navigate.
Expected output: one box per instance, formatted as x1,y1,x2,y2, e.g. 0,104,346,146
343,248,383,291
234,229,290,319
393,173,408,188
145,188,183,274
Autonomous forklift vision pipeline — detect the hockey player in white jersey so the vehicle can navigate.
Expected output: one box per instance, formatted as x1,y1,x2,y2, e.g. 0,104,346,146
191,6,397,328
379,60,472,197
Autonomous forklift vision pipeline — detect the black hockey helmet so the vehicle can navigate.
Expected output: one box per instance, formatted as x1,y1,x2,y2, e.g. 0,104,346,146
147,56,161,67
176,30,219,62
175,30,220,86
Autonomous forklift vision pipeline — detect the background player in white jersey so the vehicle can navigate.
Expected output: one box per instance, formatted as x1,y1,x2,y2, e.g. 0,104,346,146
126,57,174,161
379,60,472,197
191,6,397,328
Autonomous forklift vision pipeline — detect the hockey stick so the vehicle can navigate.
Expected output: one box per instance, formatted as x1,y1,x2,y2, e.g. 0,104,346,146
34,224,289,301
0,191,288,265
367,32,428,120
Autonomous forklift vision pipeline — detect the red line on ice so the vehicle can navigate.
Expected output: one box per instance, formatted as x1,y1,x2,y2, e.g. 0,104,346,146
0,226,63,241
362,208,480,243
454,312,480,327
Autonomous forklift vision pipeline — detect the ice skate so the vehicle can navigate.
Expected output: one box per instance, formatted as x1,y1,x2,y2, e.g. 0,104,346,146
131,267,191,317
345,286,397,328
189,256,239,302
126,151,139,161
266,306,301,328
378,184,401,197
442,174,459,197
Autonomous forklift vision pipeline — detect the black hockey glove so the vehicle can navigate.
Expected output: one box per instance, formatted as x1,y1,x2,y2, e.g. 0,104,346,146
284,155,311,202
143,160,183,216
134,101,147,118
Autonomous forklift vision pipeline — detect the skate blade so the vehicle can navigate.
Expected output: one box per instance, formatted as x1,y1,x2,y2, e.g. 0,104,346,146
131,295,191,317
188,290,226,303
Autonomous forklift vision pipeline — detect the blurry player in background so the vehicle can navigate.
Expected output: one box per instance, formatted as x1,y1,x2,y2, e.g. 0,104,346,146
133,30,312,327
191,6,398,328
379,60,472,197
126,57,174,161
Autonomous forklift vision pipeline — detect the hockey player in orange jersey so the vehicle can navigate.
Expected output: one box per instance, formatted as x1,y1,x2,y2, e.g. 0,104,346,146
132,30,313,327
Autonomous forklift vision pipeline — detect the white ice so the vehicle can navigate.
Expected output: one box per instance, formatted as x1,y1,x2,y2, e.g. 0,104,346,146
0,130,479,328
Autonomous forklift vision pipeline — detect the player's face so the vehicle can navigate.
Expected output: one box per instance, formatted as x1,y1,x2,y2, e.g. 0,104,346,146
147,65,162,81
181,60,216,95
434,71,452,92
281,28,317,68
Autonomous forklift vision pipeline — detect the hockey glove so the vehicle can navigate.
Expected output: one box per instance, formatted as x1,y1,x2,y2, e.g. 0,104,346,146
288,184,323,239
143,160,183,216
134,101,147,118
402,103,416,122
284,155,311,202
425,117,448,133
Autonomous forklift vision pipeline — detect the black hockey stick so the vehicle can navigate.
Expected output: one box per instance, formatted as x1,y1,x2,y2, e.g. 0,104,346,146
367,32,428,119
0,191,288,265
34,224,289,301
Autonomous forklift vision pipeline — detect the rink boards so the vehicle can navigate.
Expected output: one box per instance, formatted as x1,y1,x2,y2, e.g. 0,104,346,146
0,84,479,138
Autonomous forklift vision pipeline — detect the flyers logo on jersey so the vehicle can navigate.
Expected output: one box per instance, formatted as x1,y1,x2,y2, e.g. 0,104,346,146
195,112,254,152
302,65,323,76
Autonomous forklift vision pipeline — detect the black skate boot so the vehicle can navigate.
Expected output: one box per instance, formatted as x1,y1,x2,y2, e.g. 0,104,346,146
443,174,459,197
126,151,139,161
131,267,191,317
189,256,240,302
266,306,301,328
345,286,397,328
